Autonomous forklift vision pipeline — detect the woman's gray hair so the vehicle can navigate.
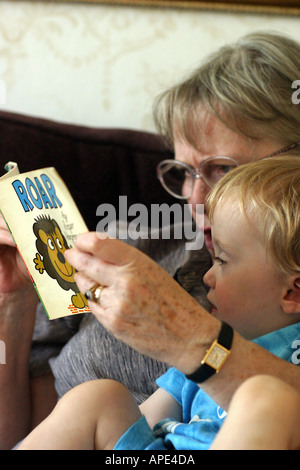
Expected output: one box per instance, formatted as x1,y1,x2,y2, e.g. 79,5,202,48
153,32,300,154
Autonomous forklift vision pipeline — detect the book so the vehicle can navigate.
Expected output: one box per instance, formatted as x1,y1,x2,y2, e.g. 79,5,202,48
0,162,91,319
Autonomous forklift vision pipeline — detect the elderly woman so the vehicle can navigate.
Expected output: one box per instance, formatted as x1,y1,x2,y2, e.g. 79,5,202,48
0,31,300,449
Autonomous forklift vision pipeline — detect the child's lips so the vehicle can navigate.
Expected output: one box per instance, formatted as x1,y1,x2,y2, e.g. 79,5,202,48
210,305,218,316
207,294,217,315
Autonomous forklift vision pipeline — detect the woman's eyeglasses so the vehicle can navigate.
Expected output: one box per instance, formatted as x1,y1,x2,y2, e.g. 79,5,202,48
157,141,300,200
157,157,237,199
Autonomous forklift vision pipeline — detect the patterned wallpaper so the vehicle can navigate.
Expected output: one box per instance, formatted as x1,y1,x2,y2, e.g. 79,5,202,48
0,1,300,131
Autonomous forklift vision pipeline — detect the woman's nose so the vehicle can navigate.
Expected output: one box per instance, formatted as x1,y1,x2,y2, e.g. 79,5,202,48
188,177,211,206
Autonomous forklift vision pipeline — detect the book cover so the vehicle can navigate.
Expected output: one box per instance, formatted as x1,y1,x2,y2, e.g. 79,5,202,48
0,162,91,319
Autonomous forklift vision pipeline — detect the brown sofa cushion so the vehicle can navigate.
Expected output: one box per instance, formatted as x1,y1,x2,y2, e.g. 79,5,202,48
0,111,174,231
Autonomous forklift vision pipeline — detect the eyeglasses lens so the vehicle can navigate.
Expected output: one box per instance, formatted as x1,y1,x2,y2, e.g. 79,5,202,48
159,158,237,198
201,158,237,187
160,162,192,199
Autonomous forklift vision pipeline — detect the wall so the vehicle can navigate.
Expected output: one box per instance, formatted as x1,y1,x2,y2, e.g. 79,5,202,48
0,1,300,132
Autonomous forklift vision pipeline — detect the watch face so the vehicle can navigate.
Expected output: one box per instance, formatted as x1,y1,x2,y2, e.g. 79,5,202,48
205,343,230,371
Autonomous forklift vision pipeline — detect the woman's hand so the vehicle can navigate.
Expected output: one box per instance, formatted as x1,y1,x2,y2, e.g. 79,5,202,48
0,215,31,294
65,232,219,374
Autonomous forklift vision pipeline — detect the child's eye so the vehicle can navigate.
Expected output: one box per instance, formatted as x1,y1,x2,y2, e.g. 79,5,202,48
214,256,227,266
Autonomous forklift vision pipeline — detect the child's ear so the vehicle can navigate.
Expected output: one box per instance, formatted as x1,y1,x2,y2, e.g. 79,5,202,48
281,277,300,314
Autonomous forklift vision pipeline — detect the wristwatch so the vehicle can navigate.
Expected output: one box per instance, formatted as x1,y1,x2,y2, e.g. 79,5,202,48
186,322,234,384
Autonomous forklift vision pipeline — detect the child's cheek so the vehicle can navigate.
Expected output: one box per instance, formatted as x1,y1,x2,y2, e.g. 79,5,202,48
214,285,235,322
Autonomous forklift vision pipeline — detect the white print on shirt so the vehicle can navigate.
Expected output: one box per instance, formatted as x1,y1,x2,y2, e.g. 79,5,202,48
189,415,212,424
189,408,227,423
217,407,227,420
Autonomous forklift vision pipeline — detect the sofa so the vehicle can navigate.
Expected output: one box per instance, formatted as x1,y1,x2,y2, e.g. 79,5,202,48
0,110,175,232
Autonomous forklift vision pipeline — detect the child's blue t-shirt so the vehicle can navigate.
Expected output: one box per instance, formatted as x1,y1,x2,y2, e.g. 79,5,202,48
114,322,300,450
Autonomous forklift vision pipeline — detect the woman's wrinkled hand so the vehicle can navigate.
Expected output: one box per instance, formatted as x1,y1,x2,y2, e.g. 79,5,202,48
65,232,216,373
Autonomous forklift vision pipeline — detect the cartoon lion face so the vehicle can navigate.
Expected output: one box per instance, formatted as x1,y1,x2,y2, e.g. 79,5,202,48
33,215,89,310
38,225,76,282
33,215,76,289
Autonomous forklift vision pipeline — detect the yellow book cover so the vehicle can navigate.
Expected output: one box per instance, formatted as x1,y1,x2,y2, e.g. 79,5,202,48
0,162,91,319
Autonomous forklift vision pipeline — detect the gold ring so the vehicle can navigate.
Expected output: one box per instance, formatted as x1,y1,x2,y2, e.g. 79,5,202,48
84,284,104,304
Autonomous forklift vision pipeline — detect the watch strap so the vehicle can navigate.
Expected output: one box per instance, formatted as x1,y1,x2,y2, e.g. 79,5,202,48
186,321,233,384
